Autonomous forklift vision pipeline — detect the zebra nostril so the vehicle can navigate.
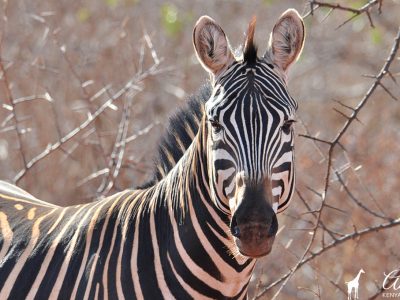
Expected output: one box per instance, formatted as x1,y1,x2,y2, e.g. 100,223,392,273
268,214,278,237
230,215,241,238
232,226,240,238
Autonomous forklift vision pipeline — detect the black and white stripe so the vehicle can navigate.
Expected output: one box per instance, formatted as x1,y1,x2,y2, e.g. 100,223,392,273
205,60,297,214
0,9,305,299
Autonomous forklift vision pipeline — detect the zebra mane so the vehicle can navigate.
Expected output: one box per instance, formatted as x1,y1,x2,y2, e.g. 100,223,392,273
243,16,258,64
139,84,211,188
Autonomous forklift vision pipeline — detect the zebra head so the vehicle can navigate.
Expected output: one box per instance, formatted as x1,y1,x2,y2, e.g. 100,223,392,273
193,10,305,258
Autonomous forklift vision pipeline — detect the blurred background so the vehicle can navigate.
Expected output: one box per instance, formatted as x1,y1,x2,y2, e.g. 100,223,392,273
0,0,399,299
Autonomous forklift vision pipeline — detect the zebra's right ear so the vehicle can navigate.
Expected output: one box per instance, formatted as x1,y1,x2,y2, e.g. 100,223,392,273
193,16,234,77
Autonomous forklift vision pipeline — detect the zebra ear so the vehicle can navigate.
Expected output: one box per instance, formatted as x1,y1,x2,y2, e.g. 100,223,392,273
193,16,234,76
266,9,305,75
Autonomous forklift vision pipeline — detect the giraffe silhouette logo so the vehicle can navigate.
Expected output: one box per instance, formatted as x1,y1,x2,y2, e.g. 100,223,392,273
345,269,365,300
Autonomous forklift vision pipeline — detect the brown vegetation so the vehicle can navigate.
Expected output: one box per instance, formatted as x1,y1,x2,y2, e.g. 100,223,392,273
1,0,399,299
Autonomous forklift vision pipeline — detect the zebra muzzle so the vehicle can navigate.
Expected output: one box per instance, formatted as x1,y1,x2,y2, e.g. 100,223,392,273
230,212,278,258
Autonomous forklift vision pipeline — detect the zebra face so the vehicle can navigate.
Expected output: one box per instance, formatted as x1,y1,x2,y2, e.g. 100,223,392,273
205,63,297,213
193,10,304,258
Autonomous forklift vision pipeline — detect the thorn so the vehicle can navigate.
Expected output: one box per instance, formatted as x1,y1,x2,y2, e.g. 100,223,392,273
366,11,375,28
334,99,355,111
306,186,323,198
333,108,350,120
336,14,358,30
379,83,399,101
387,71,397,84
378,0,383,14
337,142,347,152
298,134,331,145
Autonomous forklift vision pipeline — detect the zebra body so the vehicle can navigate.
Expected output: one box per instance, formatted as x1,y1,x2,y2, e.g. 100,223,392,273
0,9,305,300
0,128,253,299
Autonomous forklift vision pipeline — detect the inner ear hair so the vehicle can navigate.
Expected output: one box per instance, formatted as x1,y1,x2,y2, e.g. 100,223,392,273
267,9,305,73
193,16,234,75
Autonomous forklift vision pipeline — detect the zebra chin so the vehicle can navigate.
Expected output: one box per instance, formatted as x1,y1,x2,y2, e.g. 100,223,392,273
230,212,279,258
234,233,276,258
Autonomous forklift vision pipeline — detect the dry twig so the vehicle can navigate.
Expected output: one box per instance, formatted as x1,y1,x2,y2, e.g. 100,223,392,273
256,217,400,298
13,58,164,184
307,0,382,29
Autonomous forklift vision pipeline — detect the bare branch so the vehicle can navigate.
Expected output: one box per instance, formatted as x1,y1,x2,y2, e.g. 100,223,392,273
96,95,133,197
307,0,382,29
0,54,27,168
298,134,331,145
50,28,109,173
379,82,399,101
256,218,400,298
332,28,400,146
13,59,163,184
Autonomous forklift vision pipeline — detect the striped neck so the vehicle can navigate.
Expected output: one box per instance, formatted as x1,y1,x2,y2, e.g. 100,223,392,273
133,118,256,297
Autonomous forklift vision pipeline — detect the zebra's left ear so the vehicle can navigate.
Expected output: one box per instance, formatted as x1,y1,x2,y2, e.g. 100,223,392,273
265,9,305,75
193,16,235,77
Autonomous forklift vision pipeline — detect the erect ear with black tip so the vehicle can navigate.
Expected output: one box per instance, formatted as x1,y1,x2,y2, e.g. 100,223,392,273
193,16,234,77
266,9,305,75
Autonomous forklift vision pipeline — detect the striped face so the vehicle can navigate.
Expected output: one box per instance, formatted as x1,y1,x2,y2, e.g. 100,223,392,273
205,60,297,215
193,10,304,257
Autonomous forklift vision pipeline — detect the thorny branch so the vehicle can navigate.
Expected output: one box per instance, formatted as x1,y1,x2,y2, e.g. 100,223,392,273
257,217,400,297
255,27,400,300
307,0,383,29
96,95,133,197
51,29,109,172
299,115,388,222
13,57,165,184
0,48,27,169
77,122,159,188
95,31,162,197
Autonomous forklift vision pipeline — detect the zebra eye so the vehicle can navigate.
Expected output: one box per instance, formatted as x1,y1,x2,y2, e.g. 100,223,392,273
282,120,296,133
209,120,222,133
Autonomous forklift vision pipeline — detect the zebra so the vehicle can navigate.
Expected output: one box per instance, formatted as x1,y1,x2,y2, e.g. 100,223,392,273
0,9,305,300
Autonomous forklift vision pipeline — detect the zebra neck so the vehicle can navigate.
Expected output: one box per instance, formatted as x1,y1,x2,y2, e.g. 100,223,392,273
109,123,255,298
157,118,227,221
153,121,255,267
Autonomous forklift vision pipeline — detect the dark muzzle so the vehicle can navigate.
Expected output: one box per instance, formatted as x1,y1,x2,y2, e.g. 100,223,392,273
230,183,278,258
231,213,278,258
